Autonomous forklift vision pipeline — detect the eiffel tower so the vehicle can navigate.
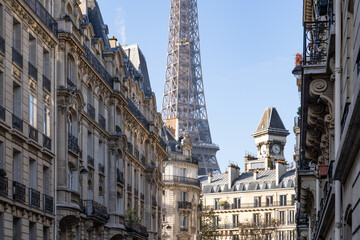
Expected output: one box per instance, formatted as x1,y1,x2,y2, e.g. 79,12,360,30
161,0,220,175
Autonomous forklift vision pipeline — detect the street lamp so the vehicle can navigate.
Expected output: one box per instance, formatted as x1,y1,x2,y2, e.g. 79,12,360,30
292,65,303,79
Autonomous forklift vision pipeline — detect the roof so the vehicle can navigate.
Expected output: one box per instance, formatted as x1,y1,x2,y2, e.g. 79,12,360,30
200,169,295,193
253,107,289,136
87,0,110,49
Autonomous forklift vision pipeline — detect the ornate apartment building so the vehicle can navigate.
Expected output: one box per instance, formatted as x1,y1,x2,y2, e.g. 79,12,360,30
295,0,360,239
161,132,201,240
0,0,167,239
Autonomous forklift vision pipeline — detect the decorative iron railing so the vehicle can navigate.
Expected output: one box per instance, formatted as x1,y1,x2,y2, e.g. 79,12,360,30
13,181,26,203
28,62,37,81
87,104,95,120
82,200,109,222
117,169,124,183
29,188,40,208
43,136,51,150
303,21,329,65
83,45,113,87
0,105,5,121
163,175,200,188
12,47,23,68
43,74,51,92
67,78,76,90
12,114,23,132
125,223,148,238
0,175,8,197
98,163,105,174
98,114,106,129
87,155,94,168
126,98,149,129
43,194,53,213
203,201,294,211
178,201,192,209
68,132,80,154
29,125,38,141
0,36,5,53
23,0,58,35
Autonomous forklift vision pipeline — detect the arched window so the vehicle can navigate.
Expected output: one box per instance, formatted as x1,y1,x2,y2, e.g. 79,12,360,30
67,163,78,191
67,55,76,88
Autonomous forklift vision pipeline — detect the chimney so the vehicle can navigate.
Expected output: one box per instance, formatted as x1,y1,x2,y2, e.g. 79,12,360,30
208,173,213,184
276,160,287,185
109,36,118,48
228,164,240,188
253,171,258,180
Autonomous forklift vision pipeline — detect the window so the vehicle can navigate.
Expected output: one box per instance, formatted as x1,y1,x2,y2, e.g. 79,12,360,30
254,196,261,207
43,166,50,195
0,141,3,169
280,195,287,206
288,230,295,240
43,226,50,240
140,174,143,194
288,210,295,224
117,195,124,215
180,192,187,201
43,49,50,78
233,235,239,240
127,164,131,184
212,216,219,227
29,222,36,240
265,213,271,225
134,169,138,190
0,4,3,38
278,231,285,240
29,159,37,189
266,196,273,207
234,198,241,208
13,18,21,51
180,216,188,230
99,141,104,165
13,217,21,240
291,194,296,205
253,213,260,226
0,212,3,239
43,106,50,136
214,199,220,210
279,211,285,224
13,84,22,118
29,34,36,66
29,94,37,127
13,150,22,182
0,72,3,106
180,168,186,177
265,234,271,240
232,214,239,226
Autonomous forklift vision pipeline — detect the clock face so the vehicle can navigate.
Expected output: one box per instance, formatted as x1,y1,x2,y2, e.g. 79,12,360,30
272,144,281,154
261,145,267,155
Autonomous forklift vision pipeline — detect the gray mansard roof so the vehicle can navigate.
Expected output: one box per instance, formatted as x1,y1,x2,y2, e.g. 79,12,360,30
200,169,295,194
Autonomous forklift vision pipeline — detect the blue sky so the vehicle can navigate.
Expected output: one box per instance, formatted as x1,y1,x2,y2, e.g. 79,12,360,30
97,0,303,172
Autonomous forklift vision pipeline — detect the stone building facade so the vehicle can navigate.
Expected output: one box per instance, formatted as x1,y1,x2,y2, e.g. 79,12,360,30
0,0,167,239
161,132,201,240
295,0,360,239
200,108,296,240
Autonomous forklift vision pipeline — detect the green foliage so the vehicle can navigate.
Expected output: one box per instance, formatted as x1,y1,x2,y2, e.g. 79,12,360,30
115,125,122,133
200,209,220,240
126,208,140,226
219,200,228,206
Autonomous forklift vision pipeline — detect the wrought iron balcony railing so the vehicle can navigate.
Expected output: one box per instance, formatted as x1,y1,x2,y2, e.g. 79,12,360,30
163,175,201,188
12,47,23,68
0,175,8,197
12,114,23,132
125,223,148,238
98,114,106,129
98,163,105,174
23,0,57,35
126,98,149,129
29,125,38,141
303,21,329,65
82,200,109,222
87,104,95,120
0,36,4,53
13,181,26,203
43,74,51,92
0,105,5,121
178,201,192,209
43,136,51,150
28,62,37,81
83,45,113,88
204,201,294,211
87,155,94,168
68,132,80,154
117,169,124,183
43,194,53,213
29,188,40,208
67,78,76,90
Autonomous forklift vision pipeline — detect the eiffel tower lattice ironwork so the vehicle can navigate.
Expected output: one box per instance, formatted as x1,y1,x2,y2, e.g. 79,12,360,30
162,0,220,175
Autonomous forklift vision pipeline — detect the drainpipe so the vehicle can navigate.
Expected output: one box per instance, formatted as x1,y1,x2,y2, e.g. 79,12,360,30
334,0,342,239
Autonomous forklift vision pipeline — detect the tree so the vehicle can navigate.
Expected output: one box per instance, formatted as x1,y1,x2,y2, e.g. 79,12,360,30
235,216,279,240
200,209,220,240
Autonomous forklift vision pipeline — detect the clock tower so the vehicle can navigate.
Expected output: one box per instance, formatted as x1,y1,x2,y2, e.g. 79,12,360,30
247,107,289,171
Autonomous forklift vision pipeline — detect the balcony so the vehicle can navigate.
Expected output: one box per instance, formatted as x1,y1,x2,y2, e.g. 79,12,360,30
13,181,26,203
12,114,23,132
204,201,294,211
126,98,149,129
82,200,109,223
0,105,5,121
43,194,53,213
68,132,80,154
28,62,37,81
12,47,23,68
98,163,105,174
43,74,51,92
43,136,51,150
23,0,57,35
116,169,124,183
0,36,4,53
98,114,106,129
29,188,40,208
303,21,329,65
127,142,133,154
163,175,200,188
87,155,94,168
67,78,76,90
178,201,192,210
87,104,95,120
125,223,149,238
29,125,38,141
0,175,8,197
